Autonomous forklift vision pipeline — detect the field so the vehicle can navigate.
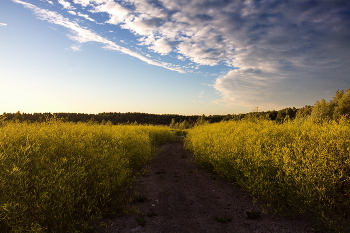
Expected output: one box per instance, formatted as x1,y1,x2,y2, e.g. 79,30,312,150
2,116,350,232
185,118,350,230
0,120,175,232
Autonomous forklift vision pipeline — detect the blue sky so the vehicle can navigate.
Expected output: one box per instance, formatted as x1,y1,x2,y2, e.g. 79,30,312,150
1,0,350,115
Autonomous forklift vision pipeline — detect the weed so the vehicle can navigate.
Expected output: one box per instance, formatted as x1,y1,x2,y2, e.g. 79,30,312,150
213,216,233,223
141,167,149,177
146,210,158,217
136,215,147,226
246,210,261,220
154,169,166,174
132,193,148,203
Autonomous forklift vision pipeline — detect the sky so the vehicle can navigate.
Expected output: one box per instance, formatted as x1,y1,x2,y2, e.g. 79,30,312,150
1,0,350,115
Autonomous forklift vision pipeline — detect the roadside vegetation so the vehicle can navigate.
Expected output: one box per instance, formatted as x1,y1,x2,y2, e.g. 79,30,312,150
0,120,175,232
185,89,350,232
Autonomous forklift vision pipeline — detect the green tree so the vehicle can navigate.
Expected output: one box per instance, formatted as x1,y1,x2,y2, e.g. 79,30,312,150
169,118,176,128
296,105,313,118
311,99,335,121
333,89,350,119
13,111,24,123
106,120,113,126
276,107,297,122
310,89,350,121
179,120,191,129
195,114,207,126
0,114,6,126
174,122,180,129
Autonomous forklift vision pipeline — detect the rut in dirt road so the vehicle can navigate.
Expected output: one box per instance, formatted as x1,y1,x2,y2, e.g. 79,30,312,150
96,140,313,233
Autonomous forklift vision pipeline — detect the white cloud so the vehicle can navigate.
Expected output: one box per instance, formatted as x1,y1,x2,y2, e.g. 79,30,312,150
39,0,54,4
77,12,95,22
0,23,7,27
132,1,167,19
150,38,172,55
58,0,74,9
67,10,76,15
213,68,283,109
70,44,81,51
122,17,161,36
90,1,129,25
198,91,204,98
90,0,237,66
72,0,91,7
12,0,185,73
177,55,185,61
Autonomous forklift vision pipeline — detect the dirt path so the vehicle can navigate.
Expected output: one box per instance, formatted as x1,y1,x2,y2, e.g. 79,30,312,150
96,140,313,233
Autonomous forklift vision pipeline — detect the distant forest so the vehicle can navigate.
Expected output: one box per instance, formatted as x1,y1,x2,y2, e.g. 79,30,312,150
2,88,350,126
1,107,303,125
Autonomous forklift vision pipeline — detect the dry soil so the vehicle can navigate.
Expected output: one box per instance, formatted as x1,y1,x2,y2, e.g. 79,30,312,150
96,139,314,233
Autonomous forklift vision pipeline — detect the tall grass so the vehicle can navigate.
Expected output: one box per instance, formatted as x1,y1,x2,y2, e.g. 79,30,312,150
0,120,174,232
185,118,350,230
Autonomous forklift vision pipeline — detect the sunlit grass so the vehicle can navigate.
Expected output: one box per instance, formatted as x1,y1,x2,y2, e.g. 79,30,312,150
185,118,350,230
0,120,175,232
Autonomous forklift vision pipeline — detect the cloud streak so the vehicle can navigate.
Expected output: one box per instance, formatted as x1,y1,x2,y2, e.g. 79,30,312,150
12,0,184,73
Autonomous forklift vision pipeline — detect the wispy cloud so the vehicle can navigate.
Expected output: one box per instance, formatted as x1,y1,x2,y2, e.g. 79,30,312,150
198,91,204,98
213,68,283,109
77,12,95,22
12,0,184,73
69,44,81,51
0,23,7,27
43,0,53,5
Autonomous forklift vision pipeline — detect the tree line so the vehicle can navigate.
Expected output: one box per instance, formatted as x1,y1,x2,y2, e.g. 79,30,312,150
2,89,350,127
1,111,223,125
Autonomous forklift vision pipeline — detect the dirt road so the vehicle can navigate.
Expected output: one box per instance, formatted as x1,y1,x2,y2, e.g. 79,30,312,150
96,140,313,233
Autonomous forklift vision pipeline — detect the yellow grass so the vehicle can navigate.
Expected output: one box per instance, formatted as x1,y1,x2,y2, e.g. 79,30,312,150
185,118,350,230
0,120,174,232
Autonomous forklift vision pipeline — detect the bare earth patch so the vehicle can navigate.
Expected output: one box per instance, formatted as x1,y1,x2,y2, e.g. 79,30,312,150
96,140,314,233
